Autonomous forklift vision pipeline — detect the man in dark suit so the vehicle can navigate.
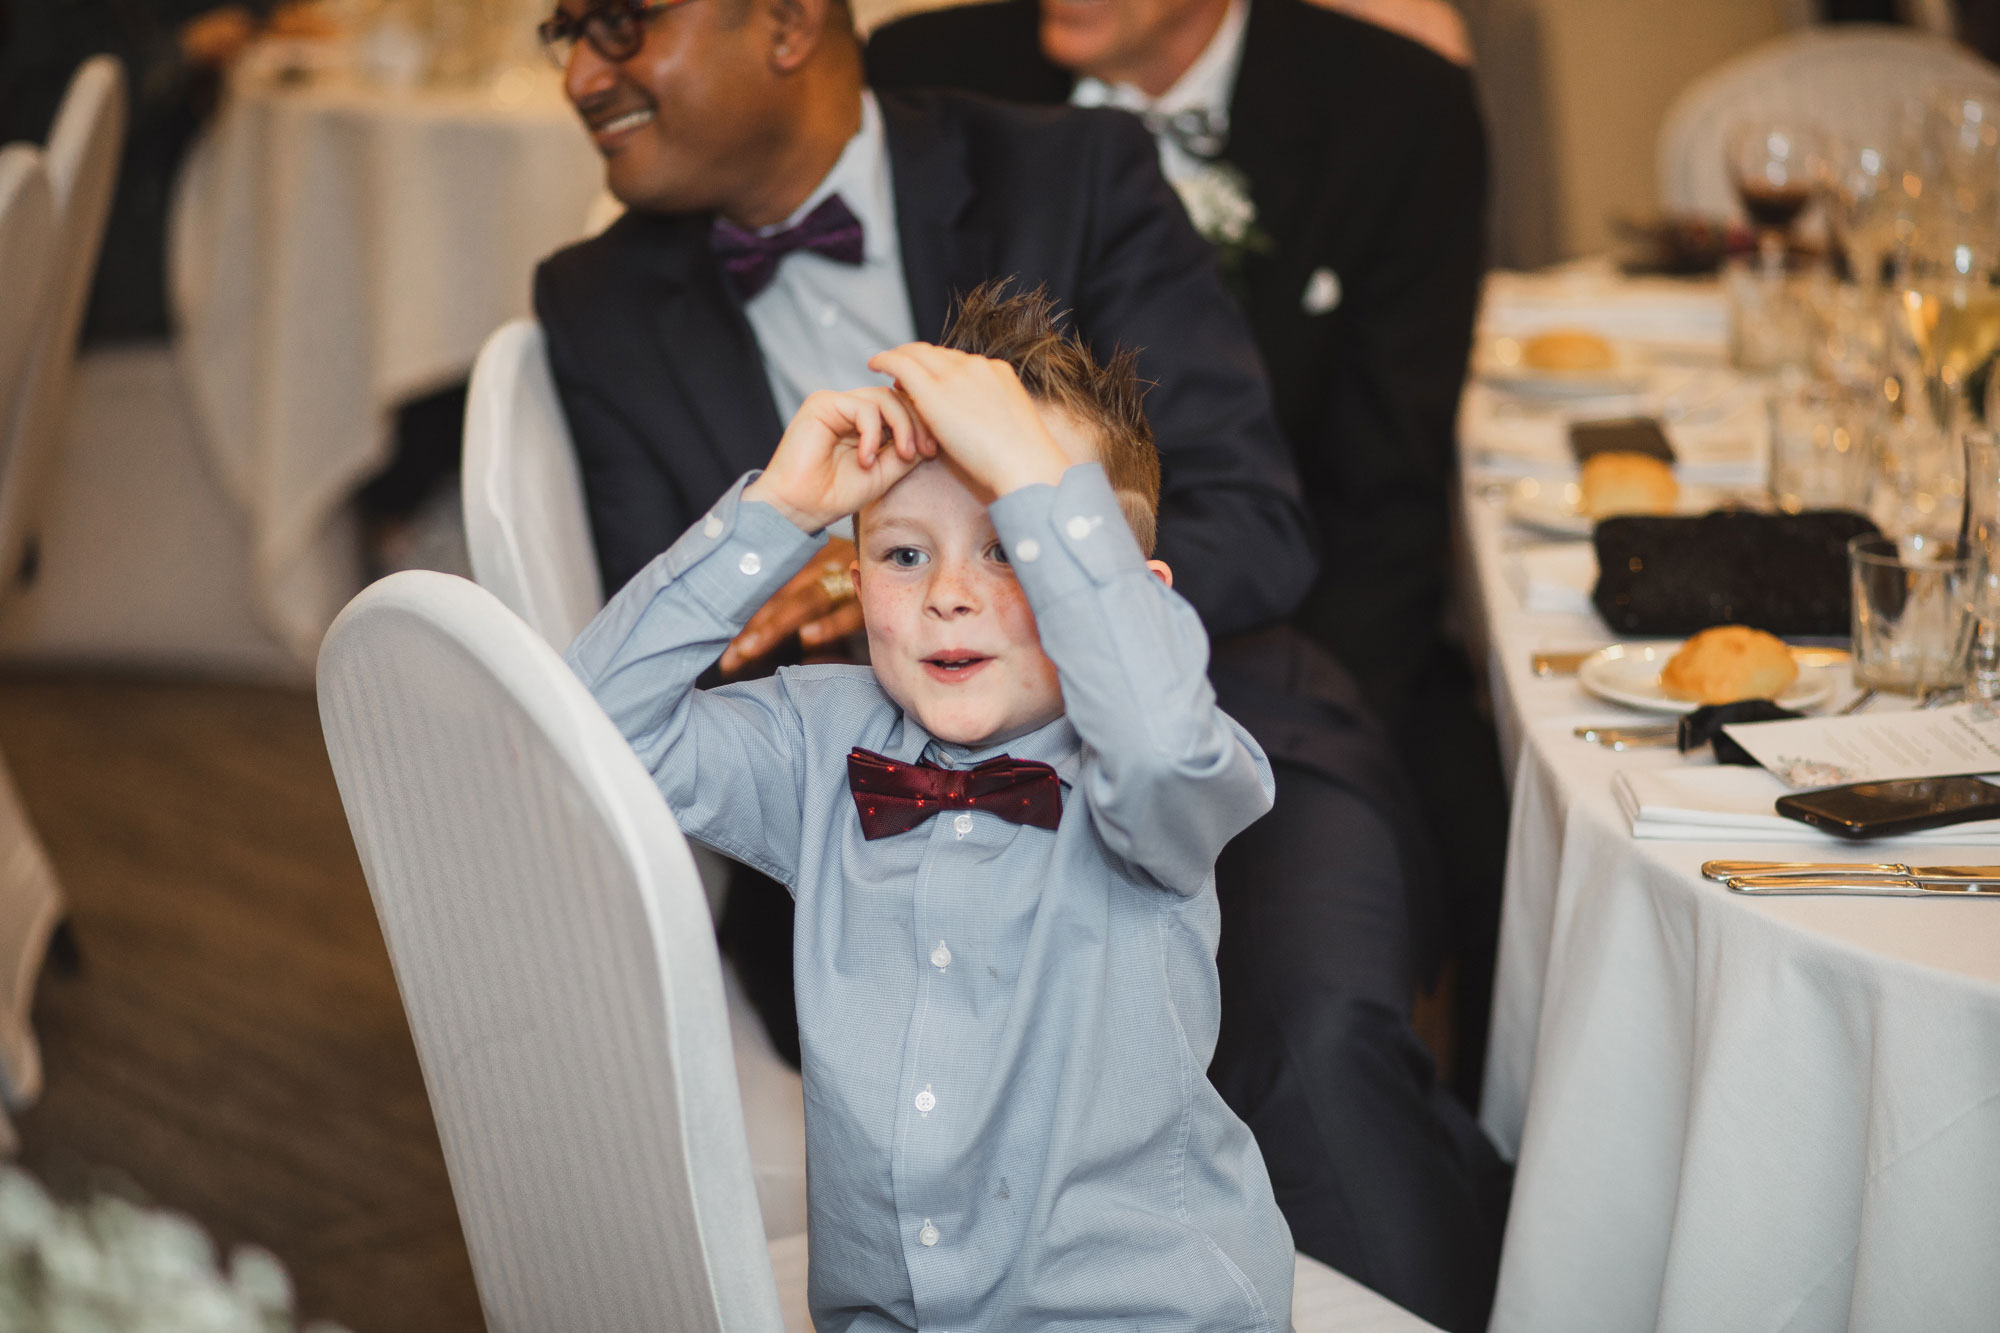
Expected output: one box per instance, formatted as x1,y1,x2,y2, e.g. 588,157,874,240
864,0,1513,1108
533,0,1505,1323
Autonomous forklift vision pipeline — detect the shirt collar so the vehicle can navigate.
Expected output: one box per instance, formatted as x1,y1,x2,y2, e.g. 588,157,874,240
1070,0,1249,126
876,709,1083,789
759,90,895,265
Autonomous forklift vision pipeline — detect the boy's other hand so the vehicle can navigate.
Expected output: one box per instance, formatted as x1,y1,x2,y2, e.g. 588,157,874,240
720,538,863,678
746,387,935,533
868,344,1071,496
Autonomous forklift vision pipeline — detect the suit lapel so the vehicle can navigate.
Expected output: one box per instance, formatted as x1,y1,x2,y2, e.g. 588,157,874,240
880,92,994,341
629,212,784,475
1224,0,1323,258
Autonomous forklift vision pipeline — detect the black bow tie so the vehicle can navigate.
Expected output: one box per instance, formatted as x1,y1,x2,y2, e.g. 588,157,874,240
709,194,865,298
1141,107,1227,162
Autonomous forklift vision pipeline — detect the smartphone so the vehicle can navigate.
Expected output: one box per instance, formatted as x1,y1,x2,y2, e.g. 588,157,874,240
1570,416,1675,464
1775,776,2000,839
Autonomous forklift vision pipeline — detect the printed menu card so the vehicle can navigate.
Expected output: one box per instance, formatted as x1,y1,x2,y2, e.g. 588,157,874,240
1723,703,2000,788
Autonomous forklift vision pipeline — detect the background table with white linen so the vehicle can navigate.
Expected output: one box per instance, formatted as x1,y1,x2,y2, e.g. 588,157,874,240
169,62,605,659
1462,266,2000,1332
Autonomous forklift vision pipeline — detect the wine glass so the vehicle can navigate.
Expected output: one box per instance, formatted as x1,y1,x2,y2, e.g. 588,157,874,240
1927,86,2000,230
1729,122,1823,277
1898,272,2000,435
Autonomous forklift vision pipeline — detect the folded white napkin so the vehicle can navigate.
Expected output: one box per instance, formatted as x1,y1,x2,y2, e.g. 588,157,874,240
1480,265,1730,351
1614,766,2000,843
1511,543,1598,617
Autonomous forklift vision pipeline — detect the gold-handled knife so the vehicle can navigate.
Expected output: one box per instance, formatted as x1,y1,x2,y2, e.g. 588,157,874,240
1724,874,2000,896
1534,650,1595,677
1703,860,2000,882
1575,724,1679,749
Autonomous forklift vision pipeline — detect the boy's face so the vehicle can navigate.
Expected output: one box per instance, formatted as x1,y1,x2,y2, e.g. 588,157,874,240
855,405,1137,749
855,456,1063,749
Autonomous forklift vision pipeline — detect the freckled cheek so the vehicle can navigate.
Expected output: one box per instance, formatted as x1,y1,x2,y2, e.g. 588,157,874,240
993,587,1063,699
858,582,919,669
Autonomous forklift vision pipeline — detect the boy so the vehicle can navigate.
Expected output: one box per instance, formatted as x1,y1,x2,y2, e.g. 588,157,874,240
567,286,1296,1331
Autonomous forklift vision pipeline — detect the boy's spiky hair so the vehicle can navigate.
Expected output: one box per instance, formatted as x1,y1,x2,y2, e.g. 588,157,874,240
938,279,1163,555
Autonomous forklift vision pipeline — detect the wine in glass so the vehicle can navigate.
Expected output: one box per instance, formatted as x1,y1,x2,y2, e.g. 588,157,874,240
1899,276,2000,432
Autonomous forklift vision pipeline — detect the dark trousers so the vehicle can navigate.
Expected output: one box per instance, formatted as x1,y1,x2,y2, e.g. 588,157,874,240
721,756,1508,1332
1210,759,1508,1333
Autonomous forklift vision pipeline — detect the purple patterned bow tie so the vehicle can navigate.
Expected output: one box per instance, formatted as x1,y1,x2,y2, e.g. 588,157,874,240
709,194,865,298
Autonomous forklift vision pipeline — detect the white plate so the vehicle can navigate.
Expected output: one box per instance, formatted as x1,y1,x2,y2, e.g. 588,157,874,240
1577,642,1835,715
1504,478,1738,539
1476,335,1650,399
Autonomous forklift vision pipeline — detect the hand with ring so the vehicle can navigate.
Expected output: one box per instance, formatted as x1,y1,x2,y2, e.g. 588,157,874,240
721,536,863,677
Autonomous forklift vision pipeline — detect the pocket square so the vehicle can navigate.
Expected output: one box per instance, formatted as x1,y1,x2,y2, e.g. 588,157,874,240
1302,267,1341,315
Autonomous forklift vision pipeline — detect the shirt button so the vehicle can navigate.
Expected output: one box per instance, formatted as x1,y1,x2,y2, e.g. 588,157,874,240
1065,515,1096,541
918,1220,939,1247
930,941,951,969
952,812,973,836
915,1086,936,1114
819,304,839,327
1014,538,1040,563
738,552,762,576
703,515,724,538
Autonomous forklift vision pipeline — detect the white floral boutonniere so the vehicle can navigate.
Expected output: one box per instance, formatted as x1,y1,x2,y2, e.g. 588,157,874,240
1173,161,1273,291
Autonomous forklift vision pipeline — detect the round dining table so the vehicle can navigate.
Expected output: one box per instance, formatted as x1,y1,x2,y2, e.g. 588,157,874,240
170,58,606,660
1463,265,2000,1333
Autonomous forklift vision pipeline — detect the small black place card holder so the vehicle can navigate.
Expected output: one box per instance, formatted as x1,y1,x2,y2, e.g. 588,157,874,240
1570,417,1676,464
1591,510,1879,637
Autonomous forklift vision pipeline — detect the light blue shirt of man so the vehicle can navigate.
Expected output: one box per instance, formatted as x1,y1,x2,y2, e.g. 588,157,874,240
566,463,1296,1332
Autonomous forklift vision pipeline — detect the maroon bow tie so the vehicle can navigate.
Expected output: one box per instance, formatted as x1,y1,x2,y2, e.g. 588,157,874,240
710,194,865,298
847,748,1063,841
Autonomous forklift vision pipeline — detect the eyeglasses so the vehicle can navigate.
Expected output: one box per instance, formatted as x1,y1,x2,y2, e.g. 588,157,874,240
538,0,686,66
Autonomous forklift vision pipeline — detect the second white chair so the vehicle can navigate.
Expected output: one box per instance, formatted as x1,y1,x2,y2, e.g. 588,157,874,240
462,314,809,1239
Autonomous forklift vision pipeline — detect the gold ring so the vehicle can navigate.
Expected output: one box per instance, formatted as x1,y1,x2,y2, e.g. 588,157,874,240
817,566,855,603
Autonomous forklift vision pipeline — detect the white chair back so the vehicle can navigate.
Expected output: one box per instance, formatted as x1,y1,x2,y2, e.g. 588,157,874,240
0,148,55,459
463,319,604,651
1658,25,2000,217
317,571,785,1332
0,56,125,598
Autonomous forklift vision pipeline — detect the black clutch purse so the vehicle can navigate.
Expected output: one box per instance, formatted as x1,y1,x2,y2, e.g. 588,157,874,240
1591,510,1879,637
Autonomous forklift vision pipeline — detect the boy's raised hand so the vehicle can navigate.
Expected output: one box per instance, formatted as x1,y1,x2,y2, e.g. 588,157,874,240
745,386,936,534
868,344,1072,496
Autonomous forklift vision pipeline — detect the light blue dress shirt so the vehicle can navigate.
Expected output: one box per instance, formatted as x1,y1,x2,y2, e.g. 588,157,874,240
567,464,1296,1332
740,91,917,426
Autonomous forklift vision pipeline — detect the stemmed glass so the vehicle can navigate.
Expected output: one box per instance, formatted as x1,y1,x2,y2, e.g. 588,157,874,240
1825,135,1922,290
1729,122,1822,278
1961,429,2000,706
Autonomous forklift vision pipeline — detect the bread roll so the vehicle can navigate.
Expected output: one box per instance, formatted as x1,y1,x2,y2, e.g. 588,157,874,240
1660,625,1799,704
1522,329,1616,372
1579,452,1679,519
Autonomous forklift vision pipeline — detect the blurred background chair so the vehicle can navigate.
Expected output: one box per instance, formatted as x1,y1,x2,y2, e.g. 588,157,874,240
0,55,126,602
0,53,129,1113
461,316,808,1237
0,142,67,1124
318,569,1448,1332
1658,23,2000,217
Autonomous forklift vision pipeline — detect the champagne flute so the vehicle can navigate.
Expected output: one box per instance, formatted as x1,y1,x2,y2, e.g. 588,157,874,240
1961,428,2000,706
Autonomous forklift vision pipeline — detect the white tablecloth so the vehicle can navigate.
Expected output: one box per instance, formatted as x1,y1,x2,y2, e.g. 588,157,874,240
170,64,604,659
1464,273,2000,1332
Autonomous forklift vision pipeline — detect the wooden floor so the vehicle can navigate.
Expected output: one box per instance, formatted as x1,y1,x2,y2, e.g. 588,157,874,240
3,671,484,1333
